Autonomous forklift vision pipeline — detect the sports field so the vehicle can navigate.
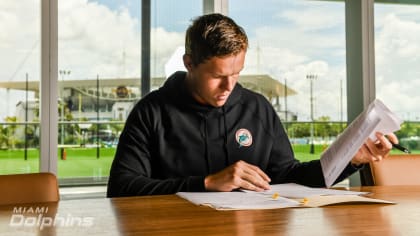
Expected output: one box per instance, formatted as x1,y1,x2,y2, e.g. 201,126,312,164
0,145,416,177
0,148,114,177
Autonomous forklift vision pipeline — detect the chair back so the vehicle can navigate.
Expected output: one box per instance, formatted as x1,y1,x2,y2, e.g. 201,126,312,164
370,154,420,186
0,172,60,205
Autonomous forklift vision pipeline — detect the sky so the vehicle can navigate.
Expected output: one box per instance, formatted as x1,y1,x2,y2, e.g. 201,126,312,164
0,0,419,121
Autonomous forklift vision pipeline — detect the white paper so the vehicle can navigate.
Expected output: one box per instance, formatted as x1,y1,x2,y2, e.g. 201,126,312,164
320,99,402,187
301,195,395,208
177,183,371,210
242,183,368,199
176,191,300,210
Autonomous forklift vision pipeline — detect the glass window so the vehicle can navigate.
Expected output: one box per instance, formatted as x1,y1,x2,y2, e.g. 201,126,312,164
375,2,420,154
56,0,202,185
0,0,41,174
58,0,142,184
151,0,202,79
230,0,347,161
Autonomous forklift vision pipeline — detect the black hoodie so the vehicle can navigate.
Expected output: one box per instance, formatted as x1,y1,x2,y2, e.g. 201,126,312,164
107,71,357,197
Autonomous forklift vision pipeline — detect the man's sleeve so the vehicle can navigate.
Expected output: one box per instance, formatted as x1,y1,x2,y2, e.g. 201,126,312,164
106,103,206,197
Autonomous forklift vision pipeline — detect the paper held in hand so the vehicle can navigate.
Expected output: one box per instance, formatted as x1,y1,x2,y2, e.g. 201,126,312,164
320,99,403,188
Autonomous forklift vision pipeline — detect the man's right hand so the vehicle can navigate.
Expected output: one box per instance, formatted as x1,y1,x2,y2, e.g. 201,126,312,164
204,160,271,192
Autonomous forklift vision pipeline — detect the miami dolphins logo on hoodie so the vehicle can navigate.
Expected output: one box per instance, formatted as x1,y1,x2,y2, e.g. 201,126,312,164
235,128,252,147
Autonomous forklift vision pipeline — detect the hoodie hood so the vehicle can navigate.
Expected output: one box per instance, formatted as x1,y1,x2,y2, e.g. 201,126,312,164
160,71,243,113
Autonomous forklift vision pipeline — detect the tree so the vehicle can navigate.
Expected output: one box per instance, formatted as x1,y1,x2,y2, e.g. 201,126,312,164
4,116,18,149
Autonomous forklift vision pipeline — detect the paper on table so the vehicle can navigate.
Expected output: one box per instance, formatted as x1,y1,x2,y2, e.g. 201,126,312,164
320,99,402,188
301,195,395,208
176,191,300,210
177,186,393,210
177,183,374,210
242,183,368,199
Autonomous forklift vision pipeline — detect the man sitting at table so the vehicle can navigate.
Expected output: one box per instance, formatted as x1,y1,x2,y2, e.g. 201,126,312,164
106,13,397,197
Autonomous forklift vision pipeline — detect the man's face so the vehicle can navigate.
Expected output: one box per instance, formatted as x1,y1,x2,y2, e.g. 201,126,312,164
184,50,246,107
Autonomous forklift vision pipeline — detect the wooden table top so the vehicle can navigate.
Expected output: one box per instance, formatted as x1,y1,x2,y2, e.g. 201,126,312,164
1,185,420,235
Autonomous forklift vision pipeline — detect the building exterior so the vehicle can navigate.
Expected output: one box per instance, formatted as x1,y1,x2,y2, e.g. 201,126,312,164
0,74,297,124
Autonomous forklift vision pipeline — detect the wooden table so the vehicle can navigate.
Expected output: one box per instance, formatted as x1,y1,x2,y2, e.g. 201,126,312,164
1,186,420,235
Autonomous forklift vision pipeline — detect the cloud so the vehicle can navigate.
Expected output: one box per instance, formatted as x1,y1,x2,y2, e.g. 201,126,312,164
0,1,41,119
151,27,184,75
241,4,420,121
0,0,187,119
242,4,346,121
374,11,420,118
376,14,420,63
275,4,344,32
270,61,346,121
58,0,185,79
58,0,141,78
1,0,419,122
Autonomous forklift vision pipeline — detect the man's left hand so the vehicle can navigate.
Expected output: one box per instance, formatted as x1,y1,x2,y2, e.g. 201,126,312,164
351,132,398,165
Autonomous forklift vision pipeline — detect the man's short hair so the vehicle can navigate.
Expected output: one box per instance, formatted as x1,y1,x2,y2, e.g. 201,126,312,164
185,13,248,66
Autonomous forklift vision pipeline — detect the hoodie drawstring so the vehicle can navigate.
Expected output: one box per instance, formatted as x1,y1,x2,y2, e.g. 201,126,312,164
200,113,210,173
222,106,229,166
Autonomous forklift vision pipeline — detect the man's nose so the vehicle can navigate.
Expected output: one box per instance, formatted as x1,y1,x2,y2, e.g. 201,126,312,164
222,76,235,91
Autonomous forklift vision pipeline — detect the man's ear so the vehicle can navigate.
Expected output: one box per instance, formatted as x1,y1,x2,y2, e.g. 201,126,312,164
183,54,193,71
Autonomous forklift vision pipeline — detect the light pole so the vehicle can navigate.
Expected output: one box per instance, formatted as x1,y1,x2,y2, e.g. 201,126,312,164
306,74,317,154
59,70,71,146
340,78,344,130
284,78,288,126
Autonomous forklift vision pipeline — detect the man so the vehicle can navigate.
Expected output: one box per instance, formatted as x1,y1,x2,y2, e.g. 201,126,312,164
107,13,397,197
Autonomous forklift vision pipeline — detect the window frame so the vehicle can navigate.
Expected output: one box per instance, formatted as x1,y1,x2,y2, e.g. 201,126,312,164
38,0,413,186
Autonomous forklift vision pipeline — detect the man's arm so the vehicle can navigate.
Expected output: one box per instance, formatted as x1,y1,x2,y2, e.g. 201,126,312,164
106,103,206,197
107,163,205,197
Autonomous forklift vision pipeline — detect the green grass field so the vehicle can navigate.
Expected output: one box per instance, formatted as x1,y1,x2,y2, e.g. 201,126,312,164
0,148,115,178
0,145,417,178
